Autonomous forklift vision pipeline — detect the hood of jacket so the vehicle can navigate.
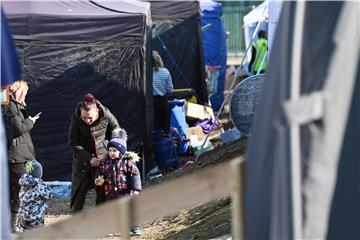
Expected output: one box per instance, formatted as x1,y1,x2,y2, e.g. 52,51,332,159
123,151,140,163
19,173,40,188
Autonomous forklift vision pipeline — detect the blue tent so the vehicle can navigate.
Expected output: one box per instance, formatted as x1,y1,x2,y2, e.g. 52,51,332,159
200,1,227,112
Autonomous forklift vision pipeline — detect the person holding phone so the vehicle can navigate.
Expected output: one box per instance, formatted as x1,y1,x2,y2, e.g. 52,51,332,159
2,80,40,232
34,112,42,118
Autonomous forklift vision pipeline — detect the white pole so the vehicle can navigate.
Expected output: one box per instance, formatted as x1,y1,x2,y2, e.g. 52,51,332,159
290,1,305,239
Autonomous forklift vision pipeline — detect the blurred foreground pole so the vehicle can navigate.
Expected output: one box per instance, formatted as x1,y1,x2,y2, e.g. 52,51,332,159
0,7,22,238
289,1,305,239
284,2,360,238
231,158,245,239
0,116,10,239
118,197,132,240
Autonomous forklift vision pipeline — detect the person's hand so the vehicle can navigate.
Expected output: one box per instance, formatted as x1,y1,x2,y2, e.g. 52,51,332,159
90,157,100,167
130,190,140,196
29,115,40,123
95,175,105,186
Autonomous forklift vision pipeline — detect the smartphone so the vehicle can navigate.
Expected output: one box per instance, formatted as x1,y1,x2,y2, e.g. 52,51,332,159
34,112,42,118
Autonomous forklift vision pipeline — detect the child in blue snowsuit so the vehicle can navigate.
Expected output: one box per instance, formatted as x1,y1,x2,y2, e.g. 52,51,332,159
17,160,53,232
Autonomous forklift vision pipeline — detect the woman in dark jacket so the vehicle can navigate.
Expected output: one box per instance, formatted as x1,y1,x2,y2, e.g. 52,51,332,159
68,93,120,212
2,80,40,231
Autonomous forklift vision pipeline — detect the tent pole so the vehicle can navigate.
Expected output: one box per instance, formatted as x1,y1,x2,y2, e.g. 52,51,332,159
289,1,305,239
256,50,268,75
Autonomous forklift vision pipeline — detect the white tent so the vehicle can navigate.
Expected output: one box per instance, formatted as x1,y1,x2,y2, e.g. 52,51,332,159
243,1,268,26
243,1,268,61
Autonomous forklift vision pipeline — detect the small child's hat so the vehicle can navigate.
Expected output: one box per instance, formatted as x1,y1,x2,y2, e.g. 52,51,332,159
25,159,43,178
107,128,127,154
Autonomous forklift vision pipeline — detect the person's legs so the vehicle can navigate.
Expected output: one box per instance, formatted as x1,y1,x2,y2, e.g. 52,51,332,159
9,162,26,231
161,99,171,133
95,186,105,205
154,96,170,134
89,167,105,205
71,180,90,213
153,96,162,130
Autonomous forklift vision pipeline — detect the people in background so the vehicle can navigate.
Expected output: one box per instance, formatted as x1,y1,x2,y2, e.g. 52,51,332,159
17,160,52,232
248,30,268,75
68,93,120,212
152,51,174,135
95,128,142,236
2,80,40,232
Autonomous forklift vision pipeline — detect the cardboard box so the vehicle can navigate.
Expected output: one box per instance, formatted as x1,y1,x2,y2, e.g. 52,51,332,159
186,126,223,147
185,102,215,120
187,126,205,145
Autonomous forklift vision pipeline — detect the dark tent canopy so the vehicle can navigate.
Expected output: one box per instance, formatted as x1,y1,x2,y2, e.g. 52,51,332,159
4,0,150,42
147,1,208,104
3,0,151,181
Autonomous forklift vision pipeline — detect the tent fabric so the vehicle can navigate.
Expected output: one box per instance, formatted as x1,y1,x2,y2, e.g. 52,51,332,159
245,1,360,239
200,0,227,111
149,1,208,104
244,3,295,238
90,0,152,25
300,2,358,238
243,1,268,26
327,61,360,238
1,8,21,86
4,1,150,181
149,1,199,23
91,0,150,15
2,0,149,43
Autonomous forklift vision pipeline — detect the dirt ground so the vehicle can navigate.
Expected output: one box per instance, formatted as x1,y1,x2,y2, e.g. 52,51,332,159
46,134,248,240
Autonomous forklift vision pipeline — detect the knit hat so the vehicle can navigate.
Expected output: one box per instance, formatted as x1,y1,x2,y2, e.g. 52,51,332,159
107,128,127,154
25,160,43,178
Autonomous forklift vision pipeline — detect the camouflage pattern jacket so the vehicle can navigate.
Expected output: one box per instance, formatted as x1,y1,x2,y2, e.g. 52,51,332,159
17,174,53,231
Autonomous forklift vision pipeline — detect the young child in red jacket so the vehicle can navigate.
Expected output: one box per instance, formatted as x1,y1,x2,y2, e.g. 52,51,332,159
95,128,142,236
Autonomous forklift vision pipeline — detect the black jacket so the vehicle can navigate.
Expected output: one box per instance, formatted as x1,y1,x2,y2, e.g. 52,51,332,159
3,95,35,164
68,100,120,194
